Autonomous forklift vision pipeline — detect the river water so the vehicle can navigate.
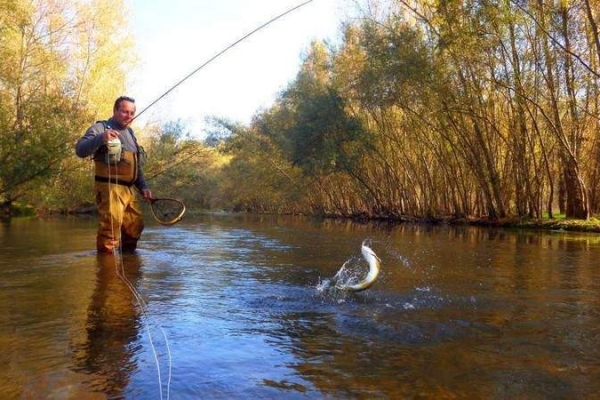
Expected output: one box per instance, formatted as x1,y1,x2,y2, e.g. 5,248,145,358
1,214,599,399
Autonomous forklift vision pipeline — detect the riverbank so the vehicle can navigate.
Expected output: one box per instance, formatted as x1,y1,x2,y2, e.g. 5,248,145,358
441,216,600,233
6,202,600,234
348,213,600,233
486,218,600,233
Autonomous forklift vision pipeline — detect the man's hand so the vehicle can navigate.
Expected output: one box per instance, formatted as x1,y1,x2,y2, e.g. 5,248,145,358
103,128,120,143
142,189,154,201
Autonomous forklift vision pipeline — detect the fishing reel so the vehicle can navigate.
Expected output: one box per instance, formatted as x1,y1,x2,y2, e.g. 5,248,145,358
106,137,122,165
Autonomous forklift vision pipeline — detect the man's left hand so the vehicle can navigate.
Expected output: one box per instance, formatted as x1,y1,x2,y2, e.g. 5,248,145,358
142,189,154,201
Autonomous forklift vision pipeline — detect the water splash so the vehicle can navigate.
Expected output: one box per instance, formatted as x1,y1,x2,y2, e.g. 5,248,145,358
317,241,381,295
316,257,360,293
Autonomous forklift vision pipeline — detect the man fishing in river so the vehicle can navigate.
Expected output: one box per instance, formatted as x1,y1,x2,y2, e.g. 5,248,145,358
76,96,153,254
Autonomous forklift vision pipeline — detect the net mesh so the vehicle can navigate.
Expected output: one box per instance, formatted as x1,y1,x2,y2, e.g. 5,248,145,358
151,198,185,225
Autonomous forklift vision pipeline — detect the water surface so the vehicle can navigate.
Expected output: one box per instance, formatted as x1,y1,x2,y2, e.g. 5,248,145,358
1,214,599,398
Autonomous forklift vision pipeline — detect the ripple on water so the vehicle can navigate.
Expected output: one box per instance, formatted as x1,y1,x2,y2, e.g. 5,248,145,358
4,218,600,398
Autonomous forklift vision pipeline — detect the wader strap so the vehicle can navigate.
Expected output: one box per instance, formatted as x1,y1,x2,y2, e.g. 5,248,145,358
95,176,134,187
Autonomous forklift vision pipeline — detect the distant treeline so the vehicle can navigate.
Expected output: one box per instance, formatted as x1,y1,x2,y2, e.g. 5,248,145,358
211,0,600,220
3,1,600,222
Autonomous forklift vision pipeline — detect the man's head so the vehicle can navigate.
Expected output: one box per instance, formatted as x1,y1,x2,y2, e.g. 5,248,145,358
112,96,136,127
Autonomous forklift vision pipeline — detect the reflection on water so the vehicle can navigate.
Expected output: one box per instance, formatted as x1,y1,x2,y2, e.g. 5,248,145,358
71,254,142,397
1,214,600,398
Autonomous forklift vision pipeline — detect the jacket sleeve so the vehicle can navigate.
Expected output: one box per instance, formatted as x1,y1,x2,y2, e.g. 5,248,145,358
75,123,105,158
135,168,149,191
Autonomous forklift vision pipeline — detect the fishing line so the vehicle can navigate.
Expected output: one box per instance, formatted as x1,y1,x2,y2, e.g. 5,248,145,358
106,160,172,400
132,0,315,124
101,2,315,395
126,0,315,184
114,254,172,400
146,143,206,181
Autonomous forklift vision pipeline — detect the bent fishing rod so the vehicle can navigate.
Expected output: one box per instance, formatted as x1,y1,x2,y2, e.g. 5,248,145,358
131,0,315,124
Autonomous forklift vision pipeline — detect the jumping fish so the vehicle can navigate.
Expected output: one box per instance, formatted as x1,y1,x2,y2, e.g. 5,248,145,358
331,241,381,292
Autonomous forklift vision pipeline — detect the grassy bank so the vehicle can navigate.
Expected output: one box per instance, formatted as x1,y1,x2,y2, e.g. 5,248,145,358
451,215,600,233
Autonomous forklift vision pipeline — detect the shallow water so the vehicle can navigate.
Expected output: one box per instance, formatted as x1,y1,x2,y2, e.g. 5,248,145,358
1,214,600,399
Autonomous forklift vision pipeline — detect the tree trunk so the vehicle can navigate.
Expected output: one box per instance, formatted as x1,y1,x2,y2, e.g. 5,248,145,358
563,157,589,219
0,200,12,221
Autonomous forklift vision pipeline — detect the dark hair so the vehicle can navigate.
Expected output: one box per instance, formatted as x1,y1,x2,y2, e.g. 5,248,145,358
113,96,135,111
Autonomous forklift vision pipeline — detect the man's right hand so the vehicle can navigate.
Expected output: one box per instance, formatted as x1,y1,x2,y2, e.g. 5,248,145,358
103,129,120,143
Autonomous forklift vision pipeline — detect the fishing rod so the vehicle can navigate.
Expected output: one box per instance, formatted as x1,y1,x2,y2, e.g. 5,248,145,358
132,0,315,123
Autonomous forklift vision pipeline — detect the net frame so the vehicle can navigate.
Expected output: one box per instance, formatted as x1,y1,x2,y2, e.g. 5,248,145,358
150,198,186,226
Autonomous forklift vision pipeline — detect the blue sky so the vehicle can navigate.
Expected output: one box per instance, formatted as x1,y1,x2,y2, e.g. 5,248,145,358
128,0,355,136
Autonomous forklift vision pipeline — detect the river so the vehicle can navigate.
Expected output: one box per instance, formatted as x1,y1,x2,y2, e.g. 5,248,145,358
1,214,599,399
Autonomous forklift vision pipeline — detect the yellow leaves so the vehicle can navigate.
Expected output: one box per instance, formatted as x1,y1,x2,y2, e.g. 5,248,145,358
0,0,33,28
0,0,134,205
299,40,332,86
70,0,135,115
0,0,134,110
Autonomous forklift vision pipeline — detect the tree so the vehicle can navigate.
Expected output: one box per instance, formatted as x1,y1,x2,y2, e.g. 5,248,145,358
0,0,135,216
142,120,222,209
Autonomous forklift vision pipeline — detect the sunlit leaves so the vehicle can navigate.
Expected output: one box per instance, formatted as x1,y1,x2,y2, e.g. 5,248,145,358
0,0,134,211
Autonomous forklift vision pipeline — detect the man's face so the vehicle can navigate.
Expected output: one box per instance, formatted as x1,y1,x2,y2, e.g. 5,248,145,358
113,100,136,127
